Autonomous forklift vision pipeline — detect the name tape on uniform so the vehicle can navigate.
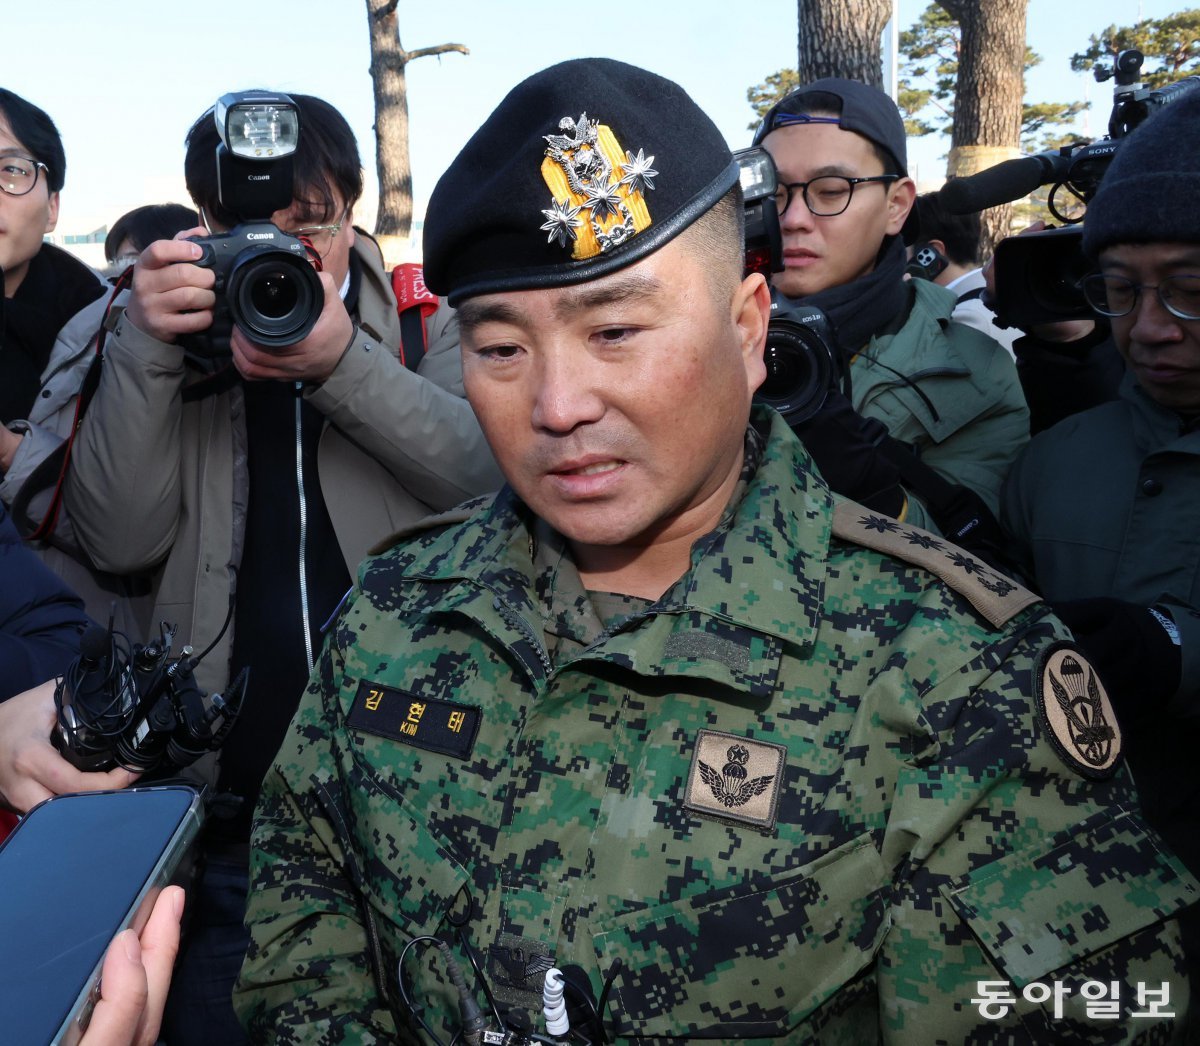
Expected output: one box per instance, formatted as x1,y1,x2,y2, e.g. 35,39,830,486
348,681,480,760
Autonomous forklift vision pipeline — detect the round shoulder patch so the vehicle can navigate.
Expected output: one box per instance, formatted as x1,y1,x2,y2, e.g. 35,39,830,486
1035,642,1123,779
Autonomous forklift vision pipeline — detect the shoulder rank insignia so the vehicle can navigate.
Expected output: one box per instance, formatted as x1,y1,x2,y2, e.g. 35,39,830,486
1036,642,1122,779
831,500,1039,628
684,729,785,831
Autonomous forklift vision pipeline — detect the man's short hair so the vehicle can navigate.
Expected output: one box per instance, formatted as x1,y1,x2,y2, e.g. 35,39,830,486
685,184,745,300
105,203,200,262
0,89,66,192
183,92,363,228
913,192,980,266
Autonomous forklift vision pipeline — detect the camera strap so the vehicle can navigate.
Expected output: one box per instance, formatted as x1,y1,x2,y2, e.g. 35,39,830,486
391,262,439,372
10,274,130,544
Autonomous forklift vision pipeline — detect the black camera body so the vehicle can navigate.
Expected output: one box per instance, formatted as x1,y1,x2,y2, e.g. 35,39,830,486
187,221,323,350
759,293,841,426
53,622,246,775
733,147,843,427
179,91,324,358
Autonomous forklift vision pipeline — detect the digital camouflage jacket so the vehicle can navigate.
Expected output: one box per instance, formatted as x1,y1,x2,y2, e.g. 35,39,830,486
236,409,1195,1044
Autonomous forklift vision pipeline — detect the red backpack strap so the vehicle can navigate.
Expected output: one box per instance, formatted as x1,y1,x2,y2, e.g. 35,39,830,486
391,263,439,372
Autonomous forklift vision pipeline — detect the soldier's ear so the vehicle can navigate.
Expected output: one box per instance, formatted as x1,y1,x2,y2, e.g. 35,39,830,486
733,272,769,395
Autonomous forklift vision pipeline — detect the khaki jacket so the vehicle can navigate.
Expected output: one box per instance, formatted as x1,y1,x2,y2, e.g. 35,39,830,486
65,235,502,693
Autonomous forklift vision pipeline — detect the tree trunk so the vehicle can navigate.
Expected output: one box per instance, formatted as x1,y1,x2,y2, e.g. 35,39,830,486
367,0,412,244
797,0,893,88
941,0,1028,254
365,0,467,262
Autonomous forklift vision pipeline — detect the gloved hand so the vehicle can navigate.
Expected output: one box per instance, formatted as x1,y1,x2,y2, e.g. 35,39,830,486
1050,597,1182,714
792,390,904,516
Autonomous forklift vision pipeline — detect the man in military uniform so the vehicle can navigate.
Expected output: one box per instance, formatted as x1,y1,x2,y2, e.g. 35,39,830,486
235,60,1195,1043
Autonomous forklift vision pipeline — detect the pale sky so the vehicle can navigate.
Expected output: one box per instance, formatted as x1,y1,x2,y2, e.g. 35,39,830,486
9,0,1182,237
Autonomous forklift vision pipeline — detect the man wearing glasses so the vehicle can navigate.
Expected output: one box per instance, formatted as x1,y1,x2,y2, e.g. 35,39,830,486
0,90,150,615
62,92,503,1045
754,80,1028,538
1002,88,1200,1017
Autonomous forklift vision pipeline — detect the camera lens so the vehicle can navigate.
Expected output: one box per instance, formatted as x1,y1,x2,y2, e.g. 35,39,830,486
754,318,838,426
228,247,323,347
249,270,301,321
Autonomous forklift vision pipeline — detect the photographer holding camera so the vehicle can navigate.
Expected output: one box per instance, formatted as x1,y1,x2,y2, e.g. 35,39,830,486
62,90,502,1044
754,79,1028,542
1001,88,1200,998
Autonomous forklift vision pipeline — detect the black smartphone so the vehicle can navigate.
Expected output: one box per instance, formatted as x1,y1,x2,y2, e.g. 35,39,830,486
0,785,203,1045
905,241,950,281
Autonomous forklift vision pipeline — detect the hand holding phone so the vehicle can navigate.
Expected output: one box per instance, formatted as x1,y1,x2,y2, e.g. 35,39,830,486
79,886,184,1046
0,786,202,1044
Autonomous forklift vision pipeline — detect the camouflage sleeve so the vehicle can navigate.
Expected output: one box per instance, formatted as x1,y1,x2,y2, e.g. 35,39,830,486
234,624,399,1044
877,611,1196,1043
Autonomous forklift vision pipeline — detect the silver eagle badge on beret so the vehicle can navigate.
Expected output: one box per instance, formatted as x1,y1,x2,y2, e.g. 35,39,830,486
539,113,657,259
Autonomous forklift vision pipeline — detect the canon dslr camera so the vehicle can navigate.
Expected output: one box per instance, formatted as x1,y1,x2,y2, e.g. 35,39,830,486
735,147,841,426
182,91,324,356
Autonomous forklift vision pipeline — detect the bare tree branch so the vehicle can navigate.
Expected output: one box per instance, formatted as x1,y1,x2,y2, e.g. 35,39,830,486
402,43,469,62
365,0,470,245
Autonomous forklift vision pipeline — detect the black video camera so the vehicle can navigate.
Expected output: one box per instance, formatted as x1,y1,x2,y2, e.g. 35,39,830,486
53,621,247,774
180,91,325,357
735,147,842,424
939,51,1200,329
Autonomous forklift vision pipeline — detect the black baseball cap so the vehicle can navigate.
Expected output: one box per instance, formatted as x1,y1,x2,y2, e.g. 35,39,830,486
753,78,908,177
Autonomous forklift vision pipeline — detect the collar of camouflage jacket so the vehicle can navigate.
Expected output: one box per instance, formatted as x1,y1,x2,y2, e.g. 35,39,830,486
383,408,834,683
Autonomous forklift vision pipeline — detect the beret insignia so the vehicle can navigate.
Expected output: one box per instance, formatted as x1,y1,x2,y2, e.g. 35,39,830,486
540,112,656,259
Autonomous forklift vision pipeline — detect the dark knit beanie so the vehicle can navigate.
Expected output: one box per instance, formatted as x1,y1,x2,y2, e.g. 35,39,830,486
422,58,740,305
1083,87,1200,258
752,77,908,176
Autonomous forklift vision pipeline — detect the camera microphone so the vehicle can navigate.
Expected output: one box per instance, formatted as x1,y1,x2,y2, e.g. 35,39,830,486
938,152,1070,214
54,624,136,772
78,624,111,669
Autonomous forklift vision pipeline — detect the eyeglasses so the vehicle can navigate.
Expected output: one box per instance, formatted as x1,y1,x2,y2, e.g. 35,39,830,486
0,156,49,197
772,175,899,217
198,206,349,259
1079,272,1200,321
285,209,350,258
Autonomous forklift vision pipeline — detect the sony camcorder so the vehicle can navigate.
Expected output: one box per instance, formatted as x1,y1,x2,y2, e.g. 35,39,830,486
939,50,1200,329
735,147,842,426
180,91,325,357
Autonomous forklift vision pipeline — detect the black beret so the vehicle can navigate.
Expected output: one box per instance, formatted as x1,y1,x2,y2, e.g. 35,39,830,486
1083,87,1200,259
752,77,908,176
423,58,740,306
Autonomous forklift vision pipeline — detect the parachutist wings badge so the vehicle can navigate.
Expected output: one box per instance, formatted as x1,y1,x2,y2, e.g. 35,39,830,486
685,730,786,830
1036,643,1122,779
